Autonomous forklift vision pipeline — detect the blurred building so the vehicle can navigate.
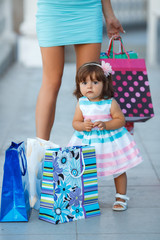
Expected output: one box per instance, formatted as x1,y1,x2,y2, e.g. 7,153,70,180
0,0,17,76
0,0,159,75
111,0,147,26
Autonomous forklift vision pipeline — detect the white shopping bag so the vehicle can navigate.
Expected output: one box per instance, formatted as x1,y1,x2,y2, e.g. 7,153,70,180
27,137,59,209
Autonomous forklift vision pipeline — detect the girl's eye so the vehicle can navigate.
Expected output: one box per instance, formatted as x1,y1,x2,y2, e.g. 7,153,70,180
93,81,98,84
81,81,87,85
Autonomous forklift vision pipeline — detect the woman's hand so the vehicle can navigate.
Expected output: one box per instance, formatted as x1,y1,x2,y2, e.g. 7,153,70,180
83,119,94,132
102,0,124,38
93,121,106,130
106,16,124,39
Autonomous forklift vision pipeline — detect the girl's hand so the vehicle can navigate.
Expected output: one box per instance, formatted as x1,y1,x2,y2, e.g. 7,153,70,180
83,119,94,132
93,121,106,130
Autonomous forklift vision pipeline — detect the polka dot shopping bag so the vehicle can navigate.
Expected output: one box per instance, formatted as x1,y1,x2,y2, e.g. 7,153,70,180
100,36,154,122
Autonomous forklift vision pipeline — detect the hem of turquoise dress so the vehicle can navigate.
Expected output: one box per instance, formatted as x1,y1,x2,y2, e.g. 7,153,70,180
38,40,102,48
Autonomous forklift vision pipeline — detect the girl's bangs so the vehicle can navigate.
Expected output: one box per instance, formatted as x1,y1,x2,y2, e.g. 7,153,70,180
78,66,103,82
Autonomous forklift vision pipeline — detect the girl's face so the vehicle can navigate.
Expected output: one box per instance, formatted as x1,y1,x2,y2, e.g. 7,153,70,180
79,72,103,101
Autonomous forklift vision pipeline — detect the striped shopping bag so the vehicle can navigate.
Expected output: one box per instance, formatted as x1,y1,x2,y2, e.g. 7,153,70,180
39,146,100,224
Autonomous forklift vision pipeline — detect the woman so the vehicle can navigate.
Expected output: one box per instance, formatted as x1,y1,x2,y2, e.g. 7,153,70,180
35,0,124,140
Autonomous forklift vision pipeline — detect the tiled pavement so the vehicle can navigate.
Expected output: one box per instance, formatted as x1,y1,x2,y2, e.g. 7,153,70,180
0,30,160,239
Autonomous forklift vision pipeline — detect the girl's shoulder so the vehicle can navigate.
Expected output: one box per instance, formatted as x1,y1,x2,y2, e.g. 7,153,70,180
101,97,114,106
104,97,114,104
79,96,89,105
79,96,87,101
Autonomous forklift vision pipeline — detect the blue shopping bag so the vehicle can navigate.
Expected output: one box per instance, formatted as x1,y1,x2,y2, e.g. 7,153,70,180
39,146,100,224
0,142,31,222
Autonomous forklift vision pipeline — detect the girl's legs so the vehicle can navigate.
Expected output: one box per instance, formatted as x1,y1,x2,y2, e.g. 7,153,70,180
114,172,127,208
74,43,101,69
36,46,65,140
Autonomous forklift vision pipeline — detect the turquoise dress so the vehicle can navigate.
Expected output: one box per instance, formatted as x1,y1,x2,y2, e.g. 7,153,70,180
36,0,103,47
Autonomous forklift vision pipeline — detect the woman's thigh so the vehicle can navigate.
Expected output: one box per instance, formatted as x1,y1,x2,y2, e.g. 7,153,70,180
74,43,101,69
40,46,65,89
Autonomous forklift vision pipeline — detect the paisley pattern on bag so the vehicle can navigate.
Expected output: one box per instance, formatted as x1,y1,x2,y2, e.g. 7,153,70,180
39,146,101,224
39,147,85,224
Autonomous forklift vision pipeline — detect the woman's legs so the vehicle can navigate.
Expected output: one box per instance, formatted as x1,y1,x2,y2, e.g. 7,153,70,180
114,172,127,208
74,43,101,69
36,46,65,140
36,43,101,140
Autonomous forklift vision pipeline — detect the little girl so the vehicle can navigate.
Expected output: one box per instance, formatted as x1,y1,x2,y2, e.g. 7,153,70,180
68,61,143,211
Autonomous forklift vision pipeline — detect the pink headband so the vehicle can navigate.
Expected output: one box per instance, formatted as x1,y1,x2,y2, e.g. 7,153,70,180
81,61,112,77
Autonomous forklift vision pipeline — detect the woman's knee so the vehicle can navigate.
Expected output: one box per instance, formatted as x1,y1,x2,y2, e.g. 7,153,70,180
42,69,63,94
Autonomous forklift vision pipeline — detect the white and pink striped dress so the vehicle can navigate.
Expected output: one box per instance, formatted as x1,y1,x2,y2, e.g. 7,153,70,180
68,96,143,178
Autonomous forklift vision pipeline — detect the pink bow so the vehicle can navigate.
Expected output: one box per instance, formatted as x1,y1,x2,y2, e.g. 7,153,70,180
101,61,112,77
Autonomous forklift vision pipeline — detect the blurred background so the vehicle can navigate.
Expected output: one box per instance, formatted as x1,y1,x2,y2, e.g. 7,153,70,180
0,2,160,237
0,0,160,145
0,0,160,74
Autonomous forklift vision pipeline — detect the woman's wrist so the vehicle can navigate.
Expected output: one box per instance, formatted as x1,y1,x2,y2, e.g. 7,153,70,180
102,0,115,20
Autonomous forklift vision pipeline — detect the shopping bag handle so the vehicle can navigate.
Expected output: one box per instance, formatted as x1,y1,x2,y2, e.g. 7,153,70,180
107,35,130,59
10,142,27,176
19,147,27,176
69,149,85,179
108,35,123,54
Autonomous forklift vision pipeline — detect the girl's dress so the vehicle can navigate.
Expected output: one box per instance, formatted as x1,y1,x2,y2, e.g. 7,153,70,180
68,96,143,178
36,0,103,47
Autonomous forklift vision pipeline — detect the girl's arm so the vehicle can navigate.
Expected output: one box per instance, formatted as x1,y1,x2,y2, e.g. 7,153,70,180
101,0,124,38
72,102,93,132
93,99,125,130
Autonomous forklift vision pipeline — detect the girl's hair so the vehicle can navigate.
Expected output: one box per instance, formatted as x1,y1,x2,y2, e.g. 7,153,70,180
74,62,114,99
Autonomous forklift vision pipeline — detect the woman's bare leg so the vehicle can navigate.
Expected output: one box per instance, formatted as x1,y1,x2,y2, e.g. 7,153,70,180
36,46,65,140
74,43,101,69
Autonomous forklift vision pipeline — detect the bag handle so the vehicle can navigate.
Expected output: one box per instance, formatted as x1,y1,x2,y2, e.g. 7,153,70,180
107,35,130,59
10,142,27,176
19,146,27,176
108,36,123,55
69,149,85,179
